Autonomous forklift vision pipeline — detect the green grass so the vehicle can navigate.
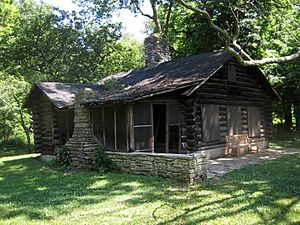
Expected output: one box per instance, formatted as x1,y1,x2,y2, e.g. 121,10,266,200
0,145,300,225
270,131,300,149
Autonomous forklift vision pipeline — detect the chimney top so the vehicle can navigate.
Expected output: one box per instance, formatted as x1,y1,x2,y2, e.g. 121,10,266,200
144,35,171,67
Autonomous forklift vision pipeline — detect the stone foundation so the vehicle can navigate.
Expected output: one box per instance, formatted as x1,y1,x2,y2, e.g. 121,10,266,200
106,151,207,184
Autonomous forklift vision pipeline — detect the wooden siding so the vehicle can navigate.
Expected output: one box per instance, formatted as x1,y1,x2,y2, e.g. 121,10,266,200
32,94,74,155
185,61,274,151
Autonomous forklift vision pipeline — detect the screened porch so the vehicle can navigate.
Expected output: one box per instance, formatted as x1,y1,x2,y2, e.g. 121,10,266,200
91,101,181,153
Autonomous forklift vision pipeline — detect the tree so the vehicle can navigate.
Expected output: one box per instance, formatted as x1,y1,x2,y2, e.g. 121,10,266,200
0,73,31,144
0,0,145,143
0,0,124,83
176,0,300,66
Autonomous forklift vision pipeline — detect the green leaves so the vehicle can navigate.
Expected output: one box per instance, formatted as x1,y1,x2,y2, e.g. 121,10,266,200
0,72,31,142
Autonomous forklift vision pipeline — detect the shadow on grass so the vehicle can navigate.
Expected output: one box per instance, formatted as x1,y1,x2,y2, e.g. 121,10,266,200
270,131,300,149
0,154,181,222
0,152,299,224
0,142,34,157
158,154,300,224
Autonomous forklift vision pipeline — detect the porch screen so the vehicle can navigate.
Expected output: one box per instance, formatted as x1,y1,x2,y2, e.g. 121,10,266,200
133,103,153,151
58,110,74,145
116,105,127,151
104,107,115,149
91,108,104,144
248,107,261,137
201,105,220,142
227,106,242,135
168,103,180,153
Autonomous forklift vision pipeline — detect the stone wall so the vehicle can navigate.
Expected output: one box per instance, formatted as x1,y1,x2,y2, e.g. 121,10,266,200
144,35,171,67
106,151,207,184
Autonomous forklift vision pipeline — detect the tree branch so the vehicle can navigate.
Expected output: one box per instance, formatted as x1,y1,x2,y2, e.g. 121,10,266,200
150,0,162,33
135,3,154,20
164,0,174,36
176,0,300,66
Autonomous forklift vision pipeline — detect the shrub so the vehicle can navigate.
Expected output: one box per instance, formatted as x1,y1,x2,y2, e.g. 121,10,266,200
55,145,72,167
93,147,119,172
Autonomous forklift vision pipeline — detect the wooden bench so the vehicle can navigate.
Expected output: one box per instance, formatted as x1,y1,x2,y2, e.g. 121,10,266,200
226,134,250,157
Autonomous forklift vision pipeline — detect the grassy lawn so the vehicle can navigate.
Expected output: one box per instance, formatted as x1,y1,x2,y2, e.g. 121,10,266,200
0,144,299,225
269,131,300,149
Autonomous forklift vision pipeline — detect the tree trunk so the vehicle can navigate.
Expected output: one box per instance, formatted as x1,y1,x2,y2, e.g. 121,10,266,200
283,103,293,131
19,109,31,145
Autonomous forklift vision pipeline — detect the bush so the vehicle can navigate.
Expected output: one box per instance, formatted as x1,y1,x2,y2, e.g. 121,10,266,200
93,147,119,172
55,146,72,167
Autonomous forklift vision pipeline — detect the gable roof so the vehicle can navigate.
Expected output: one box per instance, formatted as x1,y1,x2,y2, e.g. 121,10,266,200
24,82,102,109
24,50,279,109
83,50,233,105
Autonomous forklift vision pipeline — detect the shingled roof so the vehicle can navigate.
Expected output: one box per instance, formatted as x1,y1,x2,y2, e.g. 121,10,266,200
24,82,102,109
83,50,233,105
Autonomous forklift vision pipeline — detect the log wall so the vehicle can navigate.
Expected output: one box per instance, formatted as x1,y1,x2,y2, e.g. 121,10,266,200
180,61,275,156
32,94,71,155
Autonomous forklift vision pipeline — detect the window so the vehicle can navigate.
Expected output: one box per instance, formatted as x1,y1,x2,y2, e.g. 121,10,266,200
248,107,261,137
227,106,242,135
201,105,220,142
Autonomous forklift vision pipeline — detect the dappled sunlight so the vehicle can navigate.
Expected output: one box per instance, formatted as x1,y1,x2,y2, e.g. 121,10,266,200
0,151,299,224
0,153,40,163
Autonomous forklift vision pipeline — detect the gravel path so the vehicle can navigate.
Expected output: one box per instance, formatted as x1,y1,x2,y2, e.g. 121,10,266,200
207,147,300,178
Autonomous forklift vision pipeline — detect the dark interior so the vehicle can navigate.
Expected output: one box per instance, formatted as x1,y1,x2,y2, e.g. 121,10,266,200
153,104,166,153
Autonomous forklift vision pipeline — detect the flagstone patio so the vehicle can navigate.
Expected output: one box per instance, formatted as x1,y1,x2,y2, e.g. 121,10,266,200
207,147,300,178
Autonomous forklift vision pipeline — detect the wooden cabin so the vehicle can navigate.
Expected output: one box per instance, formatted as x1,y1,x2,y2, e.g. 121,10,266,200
25,50,279,159
82,50,279,158
24,82,100,155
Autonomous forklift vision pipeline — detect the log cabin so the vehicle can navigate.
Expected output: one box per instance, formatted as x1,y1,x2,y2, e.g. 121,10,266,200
24,36,280,178
82,50,279,159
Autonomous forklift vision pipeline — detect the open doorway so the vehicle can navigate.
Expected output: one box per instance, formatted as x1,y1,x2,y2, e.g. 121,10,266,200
153,104,166,153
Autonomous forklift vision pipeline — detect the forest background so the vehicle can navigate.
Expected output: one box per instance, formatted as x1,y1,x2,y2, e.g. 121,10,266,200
0,0,299,145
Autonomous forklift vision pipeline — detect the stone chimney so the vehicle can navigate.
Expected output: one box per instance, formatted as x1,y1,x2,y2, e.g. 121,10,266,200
65,88,100,169
144,34,171,67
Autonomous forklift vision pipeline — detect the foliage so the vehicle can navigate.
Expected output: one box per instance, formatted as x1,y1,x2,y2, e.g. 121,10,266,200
0,146,299,224
0,0,144,142
0,72,31,143
93,147,119,172
55,146,72,167
0,0,122,83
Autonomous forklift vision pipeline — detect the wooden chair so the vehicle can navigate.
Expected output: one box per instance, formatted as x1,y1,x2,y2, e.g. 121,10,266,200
226,134,250,157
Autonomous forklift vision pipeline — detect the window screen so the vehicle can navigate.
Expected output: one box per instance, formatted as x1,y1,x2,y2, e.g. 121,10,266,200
169,125,179,153
134,127,153,151
133,102,153,151
201,105,220,142
133,102,152,125
116,105,127,151
168,103,180,153
248,107,261,137
91,108,104,144
104,106,115,149
227,106,242,135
